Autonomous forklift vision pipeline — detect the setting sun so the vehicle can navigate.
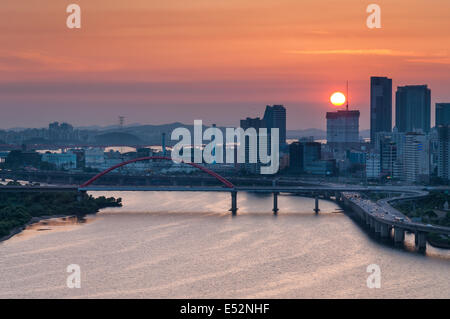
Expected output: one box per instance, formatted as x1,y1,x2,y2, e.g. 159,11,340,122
330,92,346,106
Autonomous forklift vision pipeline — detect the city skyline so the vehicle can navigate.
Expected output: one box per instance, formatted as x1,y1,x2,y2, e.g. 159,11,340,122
1,1,450,129
0,77,446,134
0,79,448,133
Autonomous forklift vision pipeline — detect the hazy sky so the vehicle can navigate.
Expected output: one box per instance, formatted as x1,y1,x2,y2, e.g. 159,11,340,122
1,0,450,129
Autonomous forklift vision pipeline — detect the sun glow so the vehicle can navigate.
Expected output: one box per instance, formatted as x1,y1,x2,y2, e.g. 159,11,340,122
330,92,346,106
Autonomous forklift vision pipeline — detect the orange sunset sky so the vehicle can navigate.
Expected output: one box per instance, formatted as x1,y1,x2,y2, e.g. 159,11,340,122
1,0,450,129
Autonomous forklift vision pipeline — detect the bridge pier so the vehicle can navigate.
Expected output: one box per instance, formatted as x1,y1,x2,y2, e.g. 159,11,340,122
394,227,405,245
369,218,376,231
380,223,389,239
334,192,341,202
314,196,320,214
415,232,427,252
230,191,238,216
273,192,279,215
374,221,381,235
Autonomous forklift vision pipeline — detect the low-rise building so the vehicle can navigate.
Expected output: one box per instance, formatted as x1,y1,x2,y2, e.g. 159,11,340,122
42,152,77,170
85,148,105,169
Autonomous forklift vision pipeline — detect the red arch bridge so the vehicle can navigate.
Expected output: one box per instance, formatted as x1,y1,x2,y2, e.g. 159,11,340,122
76,156,345,215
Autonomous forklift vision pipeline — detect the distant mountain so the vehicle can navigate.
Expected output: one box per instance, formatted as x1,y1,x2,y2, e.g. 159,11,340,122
287,128,370,140
93,124,372,145
2,122,371,146
287,128,327,139
77,123,142,131
94,132,143,145
100,122,217,146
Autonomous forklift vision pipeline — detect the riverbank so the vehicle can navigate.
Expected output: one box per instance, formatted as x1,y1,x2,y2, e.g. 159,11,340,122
0,214,78,242
0,192,122,242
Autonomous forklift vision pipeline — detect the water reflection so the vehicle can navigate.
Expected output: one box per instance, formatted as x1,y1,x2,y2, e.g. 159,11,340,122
10,215,95,242
0,191,449,298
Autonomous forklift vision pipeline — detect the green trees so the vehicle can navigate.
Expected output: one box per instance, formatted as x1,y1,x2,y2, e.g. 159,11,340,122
0,192,122,238
0,206,32,237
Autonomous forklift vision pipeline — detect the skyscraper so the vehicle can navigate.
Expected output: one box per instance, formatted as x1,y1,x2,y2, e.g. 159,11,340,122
240,117,265,174
263,105,286,147
395,85,431,133
379,135,397,178
288,142,304,172
437,125,450,180
403,132,430,183
326,110,360,147
366,153,381,179
303,142,321,165
370,76,392,143
435,103,450,127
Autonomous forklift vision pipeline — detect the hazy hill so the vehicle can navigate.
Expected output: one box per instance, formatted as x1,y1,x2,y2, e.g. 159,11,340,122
94,132,143,145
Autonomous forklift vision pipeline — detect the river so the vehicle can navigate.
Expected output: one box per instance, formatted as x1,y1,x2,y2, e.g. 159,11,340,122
0,191,449,298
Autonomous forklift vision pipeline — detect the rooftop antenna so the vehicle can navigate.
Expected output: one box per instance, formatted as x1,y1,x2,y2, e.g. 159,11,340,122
346,80,349,111
118,116,125,155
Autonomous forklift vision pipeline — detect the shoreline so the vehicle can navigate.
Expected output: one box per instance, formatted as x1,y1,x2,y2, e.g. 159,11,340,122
0,213,84,243
0,191,122,244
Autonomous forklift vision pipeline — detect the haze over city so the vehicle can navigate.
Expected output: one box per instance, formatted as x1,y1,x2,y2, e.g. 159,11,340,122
1,0,450,129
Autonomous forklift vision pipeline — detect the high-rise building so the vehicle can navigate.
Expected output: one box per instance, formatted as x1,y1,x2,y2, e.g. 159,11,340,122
366,153,381,179
428,127,440,175
379,134,397,178
403,132,430,183
395,85,431,133
48,122,76,141
288,142,304,172
263,105,286,148
326,110,360,147
436,103,450,127
303,142,321,166
437,125,450,180
240,117,265,174
370,77,392,144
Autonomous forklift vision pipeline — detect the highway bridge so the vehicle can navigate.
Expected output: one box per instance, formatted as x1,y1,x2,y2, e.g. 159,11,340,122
342,191,450,252
0,184,431,216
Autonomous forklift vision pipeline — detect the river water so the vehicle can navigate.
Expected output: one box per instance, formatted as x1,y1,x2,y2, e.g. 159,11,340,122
0,191,449,298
